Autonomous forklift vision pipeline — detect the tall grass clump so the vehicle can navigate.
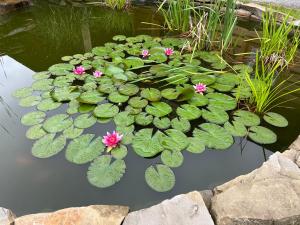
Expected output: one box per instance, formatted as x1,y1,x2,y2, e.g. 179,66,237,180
104,0,129,10
260,11,299,67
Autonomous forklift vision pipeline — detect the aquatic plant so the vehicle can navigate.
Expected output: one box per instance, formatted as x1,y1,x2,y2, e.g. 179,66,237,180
104,0,129,10
12,35,288,192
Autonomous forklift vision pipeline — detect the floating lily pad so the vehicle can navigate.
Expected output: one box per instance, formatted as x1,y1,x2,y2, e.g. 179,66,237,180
66,134,104,164
67,100,79,115
43,114,73,133
263,112,288,127
98,83,117,94
149,53,168,63
49,63,74,76
140,88,161,102
128,97,148,108
21,111,46,126
113,35,126,41
63,125,83,139
114,112,135,127
32,79,53,91
186,137,206,153
12,87,33,98
234,110,260,127
161,88,180,100
145,164,175,192
32,71,51,80
160,129,189,151
116,125,134,145
111,145,128,159
171,118,191,133
124,56,144,68
132,128,164,157
224,121,248,137
153,117,171,130
248,126,277,144
32,134,66,158
19,95,41,107
26,124,47,140
161,150,184,168
206,93,237,111
108,92,129,103
202,106,229,125
145,102,172,117
135,112,153,126
176,104,202,120
191,74,216,85
94,103,119,118
188,94,208,107
125,105,142,115
52,87,80,102
118,84,139,96
74,113,97,129
87,155,126,188
37,99,61,111
78,91,105,104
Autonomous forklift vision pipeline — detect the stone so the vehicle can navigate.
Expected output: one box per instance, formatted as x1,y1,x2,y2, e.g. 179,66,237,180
123,191,215,225
235,9,252,18
0,0,31,14
0,207,15,225
200,189,213,209
290,135,300,151
211,152,300,225
14,205,129,225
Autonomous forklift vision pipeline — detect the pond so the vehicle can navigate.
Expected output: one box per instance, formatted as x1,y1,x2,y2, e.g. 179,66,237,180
0,0,299,216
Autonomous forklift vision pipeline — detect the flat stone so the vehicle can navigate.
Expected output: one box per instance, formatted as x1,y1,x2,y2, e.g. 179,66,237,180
290,135,300,151
0,207,15,225
14,205,129,225
211,152,300,225
235,9,252,18
123,191,215,225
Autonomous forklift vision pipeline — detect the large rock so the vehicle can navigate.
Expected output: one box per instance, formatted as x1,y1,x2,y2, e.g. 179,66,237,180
211,152,300,225
0,207,15,225
123,191,214,225
0,0,31,14
14,205,129,225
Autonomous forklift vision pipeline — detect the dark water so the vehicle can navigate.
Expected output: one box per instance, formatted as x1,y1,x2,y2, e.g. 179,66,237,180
0,1,299,216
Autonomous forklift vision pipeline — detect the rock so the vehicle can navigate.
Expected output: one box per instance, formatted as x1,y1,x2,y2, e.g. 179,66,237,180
211,152,300,225
0,0,31,15
290,135,300,151
200,190,213,209
14,205,129,225
123,191,214,225
235,9,252,18
0,207,15,225
238,3,266,18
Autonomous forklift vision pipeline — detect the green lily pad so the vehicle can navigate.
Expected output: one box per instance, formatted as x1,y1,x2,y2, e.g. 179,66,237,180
224,121,248,137
248,126,277,144
191,74,216,85
140,88,161,102
124,56,144,68
116,125,134,145
19,95,41,107
161,150,184,168
21,111,46,126
87,155,126,188
113,35,126,41
32,79,53,91
188,94,208,107
78,91,105,104
135,112,153,126
233,64,253,73
114,112,135,127
12,87,33,98
51,87,80,102
202,106,229,125
186,137,206,154
108,92,129,103
171,118,191,133
98,83,117,94
32,71,51,80
66,134,104,164
67,100,79,115
145,102,172,117
63,125,83,139
118,84,139,96
234,110,260,127
153,117,171,130
74,113,97,129
94,103,119,118
125,105,143,115
37,99,61,111
128,97,148,108
111,145,128,159
78,103,96,113
149,53,168,63
145,164,175,192
206,93,237,111
43,114,73,133
176,104,202,120
161,88,180,100
193,123,233,150
26,124,47,140
132,128,164,157
160,129,189,151
32,134,66,158
263,112,288,127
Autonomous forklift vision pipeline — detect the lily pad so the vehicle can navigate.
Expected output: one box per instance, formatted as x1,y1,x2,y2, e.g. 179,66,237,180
78,91,105,104
161,88,180,100
43,114,73,133
94,103,119,118
145,102,172,117
87,155,126,188
186,137,206,153
111,145,128,159
145,164,175,192
153,117,171,130
116,125,134,145
171,118,191,133
206,93,237,111
74,113,97,129
21,111,46,126
118,84,139,96
234,110,260,127
108,92,129,103
52,87,80,102
37,99,61,111
26,124,47,140
63,125,83,139
140,88,161,102
66,134,104,164
161,150,184,168
188,94,208,107
128,97,148,108
224,121,248,137
19,95,41,107
248,126,277,144
114,112,135,127
125,105,142,115
263,112,288,127
98,83,117,94
124,56,144,68
135,113,153,126
32,79,53,91
160,129,189,151
12,87,33,98
176,104,202,120
67,100,79,115
202,106,229,125
32,134,66,158
191,74,216,85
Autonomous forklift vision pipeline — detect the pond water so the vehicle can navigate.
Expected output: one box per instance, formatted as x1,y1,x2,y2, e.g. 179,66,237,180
0,0,299,216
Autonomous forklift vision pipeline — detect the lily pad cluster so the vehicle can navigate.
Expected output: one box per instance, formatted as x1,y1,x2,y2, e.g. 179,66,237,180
13,34,288,192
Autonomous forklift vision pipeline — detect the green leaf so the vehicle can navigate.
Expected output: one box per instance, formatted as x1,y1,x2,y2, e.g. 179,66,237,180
87,155,126,188
160,129,189,151
78,103,96,113
118,84,139,96
32,79,53,91
128,97,148,108
206,93,237,111
176,86,194,101
193,123,233,150
161,88,180,100
67,100,79,115
145,164,175,192
94,103,119,118
66,134,104,164
135,113,153,126
105,65,124,76
74,113,97,129
145,102,172,117
49,63,74,76
161,150,184,168
97,117,112,124
78,91,105,104
125,105,142,115
191,74,216,85
188,94,208,107
153,117,171,130
224,121,247,137
19,95,41,107
234,110,260,127
140,88,161,102
111,145,128,159
176,104,202,120
52,87,80,102
32,71,51,80
32,134,66,158
98,83,117,94
63,125,83,139
202,106,229,125
21,111,46,126
114,112,135,127
248,126,277,144
26,124,47,140
171,118,191,133
186,137,205,154
108,92,129,103
149,53,168,63
12,87,33,98
124,56,144,68
37,99,61,111
43,114,73,133
113,35,126,41
263,112,288,127
132,128,164,157
116,125,134,145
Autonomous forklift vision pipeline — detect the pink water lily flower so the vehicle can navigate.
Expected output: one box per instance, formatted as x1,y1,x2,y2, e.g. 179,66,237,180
93,70,103,78
73,66,85,75
102,131,123,152
141,49,150,58
194,83,207,95
165,48,174,56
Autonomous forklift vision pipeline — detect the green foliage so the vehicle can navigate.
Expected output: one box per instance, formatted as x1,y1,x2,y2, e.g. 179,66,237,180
32,134,66,158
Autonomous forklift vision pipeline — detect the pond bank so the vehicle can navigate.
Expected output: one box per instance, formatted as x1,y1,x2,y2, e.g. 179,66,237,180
2,135,300,225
